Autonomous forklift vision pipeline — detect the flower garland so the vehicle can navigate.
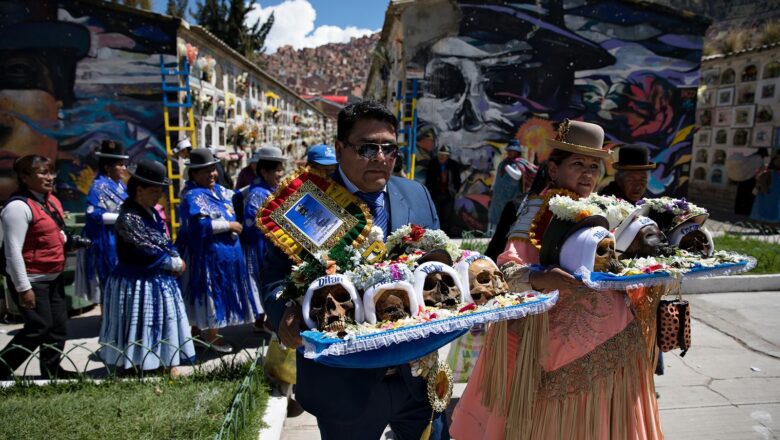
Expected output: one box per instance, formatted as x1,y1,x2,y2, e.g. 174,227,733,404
386,224,460,261
618,249,751,277
582,194,635,229
547,194,606,222
637,197,706,217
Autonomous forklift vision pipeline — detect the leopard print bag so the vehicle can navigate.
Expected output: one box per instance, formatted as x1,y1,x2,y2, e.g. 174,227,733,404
657,295,691,357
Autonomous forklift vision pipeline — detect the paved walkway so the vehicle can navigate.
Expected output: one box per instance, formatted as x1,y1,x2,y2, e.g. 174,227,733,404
281,291,780,440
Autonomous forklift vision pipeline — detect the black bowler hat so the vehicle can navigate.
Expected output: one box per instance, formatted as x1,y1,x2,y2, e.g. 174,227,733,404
185,148,220,169
95,140,129,160
539,215,609,268
127,159,171,186
613,144,656,171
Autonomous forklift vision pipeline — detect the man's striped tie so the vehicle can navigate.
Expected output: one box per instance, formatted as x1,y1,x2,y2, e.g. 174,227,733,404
356,191,388,238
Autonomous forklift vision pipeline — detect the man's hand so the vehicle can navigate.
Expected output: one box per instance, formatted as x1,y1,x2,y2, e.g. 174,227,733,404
530,267,592,293
279,304,303,349
18,289,35,310
229,221,243,234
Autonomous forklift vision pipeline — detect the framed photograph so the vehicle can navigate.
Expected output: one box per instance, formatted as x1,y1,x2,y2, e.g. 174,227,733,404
717,87,734,106
758,79,778,103
753,124,773,147
737,84,756,104
733,105,755,127
702,68,719,86
733,128,750,146
695,148,708,163
714,108,734,126
714,128,728,145
698,108,713,126
258,169,379,264
757,105,774,124
695,128,711,147
713,150,727,165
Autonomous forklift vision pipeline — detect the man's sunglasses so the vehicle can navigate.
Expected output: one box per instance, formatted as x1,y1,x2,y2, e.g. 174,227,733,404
345,142,399,159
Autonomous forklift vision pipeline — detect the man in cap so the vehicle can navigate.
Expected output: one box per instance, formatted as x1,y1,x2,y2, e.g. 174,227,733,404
600,144,656,203
306,143,338,175
488,140,536,233
425,145,461,236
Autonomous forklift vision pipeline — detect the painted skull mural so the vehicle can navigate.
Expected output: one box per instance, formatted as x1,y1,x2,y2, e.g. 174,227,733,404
406,0,707,233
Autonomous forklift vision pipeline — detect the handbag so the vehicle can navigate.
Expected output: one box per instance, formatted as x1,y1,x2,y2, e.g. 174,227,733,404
265,338,297,385
657,289,691,357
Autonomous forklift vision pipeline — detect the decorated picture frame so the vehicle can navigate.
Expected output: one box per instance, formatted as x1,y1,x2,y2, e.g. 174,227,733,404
257,168,375,264
716,87,734,106
753,124,773,147
733,105,756,128
714,108,734,127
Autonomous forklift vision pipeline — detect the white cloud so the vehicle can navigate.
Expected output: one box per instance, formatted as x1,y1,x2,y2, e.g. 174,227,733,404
247,0,377,54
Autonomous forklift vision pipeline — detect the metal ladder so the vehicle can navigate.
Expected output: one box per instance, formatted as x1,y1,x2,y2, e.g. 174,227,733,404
394,79,420,179
159,54,197,240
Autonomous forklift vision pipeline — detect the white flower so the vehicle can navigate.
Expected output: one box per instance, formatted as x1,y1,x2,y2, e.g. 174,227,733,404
548,195,606,222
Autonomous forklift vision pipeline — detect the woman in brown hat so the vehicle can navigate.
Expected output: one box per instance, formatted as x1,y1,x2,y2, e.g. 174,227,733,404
451,120,662,439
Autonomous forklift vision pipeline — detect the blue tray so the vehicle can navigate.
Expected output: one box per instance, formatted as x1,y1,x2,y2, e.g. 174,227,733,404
300,292,558,369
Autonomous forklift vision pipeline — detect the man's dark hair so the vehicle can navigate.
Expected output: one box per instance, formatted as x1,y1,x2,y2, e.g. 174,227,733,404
336,99,398,142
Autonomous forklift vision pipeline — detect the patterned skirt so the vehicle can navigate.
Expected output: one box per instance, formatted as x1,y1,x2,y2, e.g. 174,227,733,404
99,269,196,371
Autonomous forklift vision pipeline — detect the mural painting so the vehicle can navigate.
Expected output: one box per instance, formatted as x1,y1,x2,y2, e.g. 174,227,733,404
411,0,707,234
0,0,178,211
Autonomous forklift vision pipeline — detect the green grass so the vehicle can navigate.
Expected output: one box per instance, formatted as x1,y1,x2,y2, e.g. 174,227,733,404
714,235,780,274
0,363,269,440
460,230,489,254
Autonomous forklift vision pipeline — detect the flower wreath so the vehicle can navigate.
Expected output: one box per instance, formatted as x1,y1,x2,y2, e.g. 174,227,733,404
385,224,461,261
582,193,636,230
636,197,706,218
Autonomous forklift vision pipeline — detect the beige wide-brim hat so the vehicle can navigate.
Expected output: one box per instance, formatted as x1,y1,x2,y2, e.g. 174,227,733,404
545,119,611,159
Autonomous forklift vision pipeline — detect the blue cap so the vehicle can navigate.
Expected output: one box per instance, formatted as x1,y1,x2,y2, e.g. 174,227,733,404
308,144,337,165
506,140,523,153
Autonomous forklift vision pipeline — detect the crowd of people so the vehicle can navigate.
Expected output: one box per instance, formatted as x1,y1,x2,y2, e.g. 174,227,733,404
0,98,747,438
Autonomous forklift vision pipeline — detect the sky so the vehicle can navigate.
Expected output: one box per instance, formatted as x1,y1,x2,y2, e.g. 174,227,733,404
151,0,386,53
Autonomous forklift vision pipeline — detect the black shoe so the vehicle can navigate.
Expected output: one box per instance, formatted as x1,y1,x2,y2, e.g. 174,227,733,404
655,391,660,399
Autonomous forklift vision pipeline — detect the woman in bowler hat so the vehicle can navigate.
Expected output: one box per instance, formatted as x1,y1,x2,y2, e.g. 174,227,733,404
177,149,262,353
98,159,195,373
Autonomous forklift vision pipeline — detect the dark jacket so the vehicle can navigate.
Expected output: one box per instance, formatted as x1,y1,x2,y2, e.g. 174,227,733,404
260,169,439,422
599,180,630,201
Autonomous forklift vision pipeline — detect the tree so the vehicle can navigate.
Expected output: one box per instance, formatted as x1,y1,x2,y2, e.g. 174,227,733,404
193,0,274,59
166,0,189,17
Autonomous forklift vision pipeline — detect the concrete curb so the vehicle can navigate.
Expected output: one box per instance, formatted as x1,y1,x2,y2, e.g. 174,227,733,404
258,392,287,440
682,274,780,294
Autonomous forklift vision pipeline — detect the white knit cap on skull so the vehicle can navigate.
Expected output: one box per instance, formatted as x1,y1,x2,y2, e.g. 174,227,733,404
362,280,419,324
302,274,364,330
560,226,612,274
413,261,471,306
615,215,658,254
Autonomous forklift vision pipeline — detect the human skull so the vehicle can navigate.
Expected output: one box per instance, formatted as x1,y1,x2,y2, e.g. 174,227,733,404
422,272,462,309
679,229,712,257
622,224,668,259
468,258,508,305
593,236,623,274
309,285,355,332
374,289,411,322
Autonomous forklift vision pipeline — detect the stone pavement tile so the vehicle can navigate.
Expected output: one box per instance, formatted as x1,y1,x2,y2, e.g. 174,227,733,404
655,385,732,410
709,377,780,406
660,403,780,440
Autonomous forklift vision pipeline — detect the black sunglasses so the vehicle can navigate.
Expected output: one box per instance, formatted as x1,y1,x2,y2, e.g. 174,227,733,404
345,142,399,159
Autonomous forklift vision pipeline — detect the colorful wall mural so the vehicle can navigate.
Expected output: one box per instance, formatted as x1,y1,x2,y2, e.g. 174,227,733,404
405,0,708,234
0,0,178,211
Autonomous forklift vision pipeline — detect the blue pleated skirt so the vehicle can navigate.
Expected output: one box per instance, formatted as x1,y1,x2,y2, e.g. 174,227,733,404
99,268,196,371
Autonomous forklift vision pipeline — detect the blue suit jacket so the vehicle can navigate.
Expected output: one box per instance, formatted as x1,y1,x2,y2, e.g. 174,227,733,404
260,171,439,422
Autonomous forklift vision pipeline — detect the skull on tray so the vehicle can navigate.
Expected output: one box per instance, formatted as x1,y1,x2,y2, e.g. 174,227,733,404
678,228,712,257
622,223,668,259
374,289,412,322
422,271,462,309
593,236,624,274
309,284,355,332
467,258,508,305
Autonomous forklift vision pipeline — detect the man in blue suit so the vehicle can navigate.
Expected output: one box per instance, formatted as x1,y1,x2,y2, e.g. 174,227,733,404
260,100,446,439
